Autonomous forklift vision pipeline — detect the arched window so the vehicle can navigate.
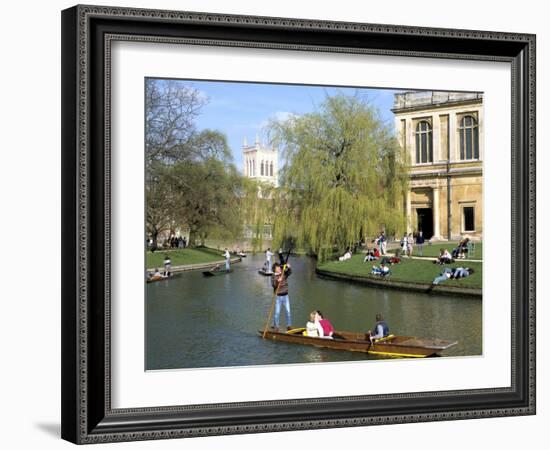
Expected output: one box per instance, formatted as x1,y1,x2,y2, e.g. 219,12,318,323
459,115,479,160
415,121,433,164
261,161,264,176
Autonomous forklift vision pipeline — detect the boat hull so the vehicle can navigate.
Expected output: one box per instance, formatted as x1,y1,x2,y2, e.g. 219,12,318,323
259,330,457,358
202,269,233,277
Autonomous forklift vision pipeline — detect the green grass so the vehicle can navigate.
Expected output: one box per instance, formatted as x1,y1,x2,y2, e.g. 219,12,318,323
146,247,227,270
318,254,482,289
407,241,482,259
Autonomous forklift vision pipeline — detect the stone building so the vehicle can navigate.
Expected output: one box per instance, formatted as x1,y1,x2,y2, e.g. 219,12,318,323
242,135,279,242
242,135,279,187
393,91,483,241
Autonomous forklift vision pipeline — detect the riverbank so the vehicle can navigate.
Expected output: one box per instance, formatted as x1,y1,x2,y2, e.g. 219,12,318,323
146,247,241,271
405,241,483,259
316,255,482,298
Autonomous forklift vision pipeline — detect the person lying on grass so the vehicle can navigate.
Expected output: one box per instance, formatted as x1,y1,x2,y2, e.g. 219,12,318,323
371,263,390,276
432,267,475,285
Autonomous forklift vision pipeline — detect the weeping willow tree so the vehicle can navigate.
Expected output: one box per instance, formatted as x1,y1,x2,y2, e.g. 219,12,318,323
237,178,276,252
268,93,408,262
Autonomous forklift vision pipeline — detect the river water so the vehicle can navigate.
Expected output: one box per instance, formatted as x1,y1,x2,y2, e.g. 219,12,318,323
146,254,482,370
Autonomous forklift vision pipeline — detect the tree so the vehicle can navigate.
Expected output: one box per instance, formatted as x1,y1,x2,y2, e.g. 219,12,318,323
145,79,236,245
145,79,232,166
165,158,242,246
268,93,408,262
237,179,276,252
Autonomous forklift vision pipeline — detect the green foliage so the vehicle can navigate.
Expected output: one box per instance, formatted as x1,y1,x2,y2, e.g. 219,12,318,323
146,247,226,269
268,93,408,262
164,158,242,245
237,178,276,252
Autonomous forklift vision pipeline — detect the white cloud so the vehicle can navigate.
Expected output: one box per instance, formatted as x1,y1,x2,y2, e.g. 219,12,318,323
259,111,297,129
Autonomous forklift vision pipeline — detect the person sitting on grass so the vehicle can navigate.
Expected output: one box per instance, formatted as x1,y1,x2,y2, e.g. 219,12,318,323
432,267,475,285
316,310,335,338
434,248,453,265
371,263,390,276
367,313,390,343
338,247,352,261
305,311,324,337
452,237,470,259
364,246,378,262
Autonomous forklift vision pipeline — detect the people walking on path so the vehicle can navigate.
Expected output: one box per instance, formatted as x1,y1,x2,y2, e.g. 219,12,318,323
407,233,414,257
416,231,425,256
376,231,387,255
271,262,292,331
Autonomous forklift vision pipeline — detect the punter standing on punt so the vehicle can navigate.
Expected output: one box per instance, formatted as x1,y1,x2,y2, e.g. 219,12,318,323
271,262,292,332
222,248,231,272
368,313,390,343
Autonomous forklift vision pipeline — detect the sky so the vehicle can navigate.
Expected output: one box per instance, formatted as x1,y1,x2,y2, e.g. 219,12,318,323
151,78,404,171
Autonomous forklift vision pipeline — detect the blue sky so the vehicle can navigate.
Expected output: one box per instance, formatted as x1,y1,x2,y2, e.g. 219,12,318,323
152,79,404,171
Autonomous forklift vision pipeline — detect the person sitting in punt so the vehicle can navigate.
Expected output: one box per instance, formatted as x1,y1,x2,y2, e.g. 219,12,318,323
149,268,164,281
371,263,390,276
305,311,324,337
316,310,335,338
434,248,453,265
368,313,390,343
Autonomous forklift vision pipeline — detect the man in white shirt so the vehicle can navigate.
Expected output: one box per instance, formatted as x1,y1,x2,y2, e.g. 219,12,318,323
223,248,230,271
265,248,274,270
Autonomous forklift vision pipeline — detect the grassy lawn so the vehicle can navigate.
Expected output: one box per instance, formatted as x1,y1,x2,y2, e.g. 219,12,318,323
146,247,227,270
407,241,482,259
318,254,482,289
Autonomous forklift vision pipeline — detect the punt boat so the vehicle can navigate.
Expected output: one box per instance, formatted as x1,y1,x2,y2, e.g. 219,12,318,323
202,269,233,277
259,329,457,358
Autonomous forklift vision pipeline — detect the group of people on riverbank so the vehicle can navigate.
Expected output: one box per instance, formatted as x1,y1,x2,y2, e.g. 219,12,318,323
168,235,187,249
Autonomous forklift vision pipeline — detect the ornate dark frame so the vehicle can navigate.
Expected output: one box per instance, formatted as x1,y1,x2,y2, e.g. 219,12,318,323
61,4,536,444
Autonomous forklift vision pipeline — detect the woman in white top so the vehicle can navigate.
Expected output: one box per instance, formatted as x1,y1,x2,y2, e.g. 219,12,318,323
305,312,324,337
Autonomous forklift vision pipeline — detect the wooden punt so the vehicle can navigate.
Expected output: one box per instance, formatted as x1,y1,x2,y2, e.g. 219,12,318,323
259,329,457,358
146,275,170,283
202,269,233,277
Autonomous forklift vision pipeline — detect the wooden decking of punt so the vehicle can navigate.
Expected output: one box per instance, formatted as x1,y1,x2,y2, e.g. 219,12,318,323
259,329,457,358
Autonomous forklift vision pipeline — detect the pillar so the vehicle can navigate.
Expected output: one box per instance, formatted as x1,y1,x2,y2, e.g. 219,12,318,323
433,186,441,239
406,189,412,233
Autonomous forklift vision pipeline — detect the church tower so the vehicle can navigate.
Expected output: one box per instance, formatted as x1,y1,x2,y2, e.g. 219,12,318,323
242,135,279,187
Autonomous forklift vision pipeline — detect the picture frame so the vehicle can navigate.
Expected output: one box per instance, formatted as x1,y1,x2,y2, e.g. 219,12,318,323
61,4,536,444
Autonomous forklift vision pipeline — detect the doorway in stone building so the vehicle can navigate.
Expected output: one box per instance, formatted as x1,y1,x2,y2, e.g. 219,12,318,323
416,208,434,239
